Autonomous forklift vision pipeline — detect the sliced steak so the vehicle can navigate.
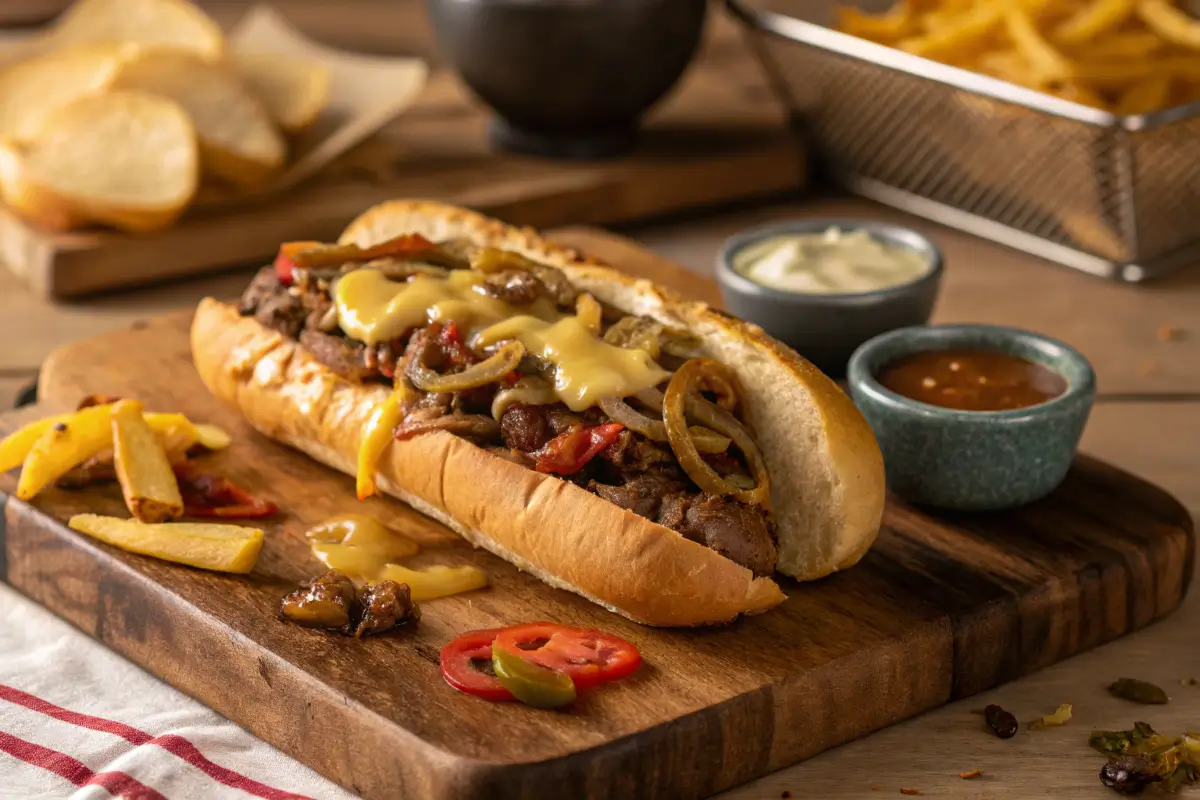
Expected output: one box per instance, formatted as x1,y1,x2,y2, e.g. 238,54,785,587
588,473,682,520
482,269,542,305
298,329,374,382
500,404,552,452
671,494,776,578
254,288,307,339
394,409,500,444
238,265,281,316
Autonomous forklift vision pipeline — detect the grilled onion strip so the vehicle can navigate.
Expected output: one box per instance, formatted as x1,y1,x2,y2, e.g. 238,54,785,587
597,397,730,454
575,293,603,336
407,341,525,393
662,359,770,507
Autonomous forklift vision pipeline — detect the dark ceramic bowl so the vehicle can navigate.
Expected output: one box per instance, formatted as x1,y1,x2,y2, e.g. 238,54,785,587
716,219,943,378
847,324,1096,511
427,0,707,159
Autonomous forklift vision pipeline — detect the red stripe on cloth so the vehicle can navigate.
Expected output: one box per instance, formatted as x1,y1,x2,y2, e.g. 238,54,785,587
0,730,167,800
0,684,313,800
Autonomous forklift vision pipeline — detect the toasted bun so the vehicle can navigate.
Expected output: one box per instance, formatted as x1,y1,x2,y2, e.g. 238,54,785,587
191,202,885,625
112,50,285,187
0,90,198,233
231,51,330,134
46,0,224,62
0,44,128,145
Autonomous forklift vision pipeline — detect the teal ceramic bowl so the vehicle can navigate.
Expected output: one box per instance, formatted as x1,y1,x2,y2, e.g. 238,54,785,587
847,324,1096,511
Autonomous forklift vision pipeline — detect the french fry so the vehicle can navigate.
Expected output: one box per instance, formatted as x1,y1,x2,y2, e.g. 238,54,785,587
67,514,264,574
0,405,116,474
1137,0,1200,50
1055,0,1136,45
379,563,489,602
836,0,1200,115
1065,30,1165,59
899,4,1005,60
112,400,183,523
1005,7,1074,83
836,2,918,43
194,423,231,451
1117,72,1174,112
15,404,119,500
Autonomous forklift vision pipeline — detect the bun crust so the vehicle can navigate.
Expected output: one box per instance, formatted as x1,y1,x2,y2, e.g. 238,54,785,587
190,201,885,626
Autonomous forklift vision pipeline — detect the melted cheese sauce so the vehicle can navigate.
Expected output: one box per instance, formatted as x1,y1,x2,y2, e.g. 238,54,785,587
333,267,671,411
475,315,671,412
336,269,514,345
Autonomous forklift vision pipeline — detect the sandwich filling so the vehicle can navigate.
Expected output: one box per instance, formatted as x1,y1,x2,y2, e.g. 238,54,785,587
237,235,778,577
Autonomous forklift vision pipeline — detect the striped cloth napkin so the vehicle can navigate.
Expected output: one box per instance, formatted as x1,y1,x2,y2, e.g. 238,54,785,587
0,583,356,800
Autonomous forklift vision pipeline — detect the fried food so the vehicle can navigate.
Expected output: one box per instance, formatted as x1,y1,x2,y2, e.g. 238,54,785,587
834,0,1200,114
111,400,184,523
67,513,263,573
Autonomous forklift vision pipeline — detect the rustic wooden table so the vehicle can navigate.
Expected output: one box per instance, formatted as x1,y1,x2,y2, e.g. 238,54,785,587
3,2,1198,797
2,195,1196,798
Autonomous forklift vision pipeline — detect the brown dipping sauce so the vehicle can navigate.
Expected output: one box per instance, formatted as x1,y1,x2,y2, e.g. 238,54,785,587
877,348,1068,411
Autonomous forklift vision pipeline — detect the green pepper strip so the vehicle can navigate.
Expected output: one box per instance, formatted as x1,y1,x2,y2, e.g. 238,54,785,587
492,646,576,709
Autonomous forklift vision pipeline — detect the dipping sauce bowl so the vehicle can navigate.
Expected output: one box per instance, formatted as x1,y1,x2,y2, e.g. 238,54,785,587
716,220,943,377
847,324,1096,511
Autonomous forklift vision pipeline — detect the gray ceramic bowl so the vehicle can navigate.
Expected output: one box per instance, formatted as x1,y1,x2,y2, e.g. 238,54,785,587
716,220,943,378
427,0,707,159
847,324,1096,511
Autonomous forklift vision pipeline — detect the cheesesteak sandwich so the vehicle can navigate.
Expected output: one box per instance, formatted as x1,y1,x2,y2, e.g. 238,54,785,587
191,201,885,626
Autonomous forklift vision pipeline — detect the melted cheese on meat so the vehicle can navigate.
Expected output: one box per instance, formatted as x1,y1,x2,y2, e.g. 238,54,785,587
333,267,671,412
475,315,670,412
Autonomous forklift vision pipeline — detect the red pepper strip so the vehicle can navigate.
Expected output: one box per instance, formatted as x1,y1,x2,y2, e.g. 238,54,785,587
437,321,475,368
173,463,278,518
273,240,321,285
532,423,624,476
291,233,437,269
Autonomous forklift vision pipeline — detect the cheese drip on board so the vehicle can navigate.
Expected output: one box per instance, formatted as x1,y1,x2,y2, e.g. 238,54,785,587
334,267,671,411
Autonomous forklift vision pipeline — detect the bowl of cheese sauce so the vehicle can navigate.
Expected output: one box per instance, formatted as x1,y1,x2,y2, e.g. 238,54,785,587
717,220,943,377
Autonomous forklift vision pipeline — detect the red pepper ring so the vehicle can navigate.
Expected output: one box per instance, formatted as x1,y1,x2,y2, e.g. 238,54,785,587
439,629,516,702
491,623,642,691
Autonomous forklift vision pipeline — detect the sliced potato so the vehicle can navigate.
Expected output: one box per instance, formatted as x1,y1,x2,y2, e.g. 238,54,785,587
46,0,224,62
232,51,330,134
112,400,183,523
16,404,119,500
0,43,129,145
378,563,488,602
0,90,198,234
112,50,286,187
68,513,263,573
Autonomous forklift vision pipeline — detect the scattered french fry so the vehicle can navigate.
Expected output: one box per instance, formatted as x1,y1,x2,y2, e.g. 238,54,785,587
0,405,114,474
15,404,117,500
112,400,183,523
67,513,263,573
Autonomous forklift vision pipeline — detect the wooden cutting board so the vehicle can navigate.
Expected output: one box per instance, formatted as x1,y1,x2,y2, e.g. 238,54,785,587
0,229,1193,800
0,23,805,300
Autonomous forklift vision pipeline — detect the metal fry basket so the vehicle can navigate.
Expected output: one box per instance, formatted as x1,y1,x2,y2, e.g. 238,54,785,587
727,0,1200,282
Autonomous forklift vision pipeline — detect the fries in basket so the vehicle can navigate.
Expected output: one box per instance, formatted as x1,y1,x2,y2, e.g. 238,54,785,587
835,0,1200,114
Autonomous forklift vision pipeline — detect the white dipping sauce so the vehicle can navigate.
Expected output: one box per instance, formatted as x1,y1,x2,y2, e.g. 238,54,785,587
733,227,932,294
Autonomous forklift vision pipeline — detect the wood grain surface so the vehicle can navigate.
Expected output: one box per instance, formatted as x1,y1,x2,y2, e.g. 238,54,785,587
0,3,805,298
1,232,1193,799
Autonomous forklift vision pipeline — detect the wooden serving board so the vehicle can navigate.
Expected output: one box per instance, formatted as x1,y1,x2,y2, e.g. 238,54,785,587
0,20,806,300
0,230,1193,800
